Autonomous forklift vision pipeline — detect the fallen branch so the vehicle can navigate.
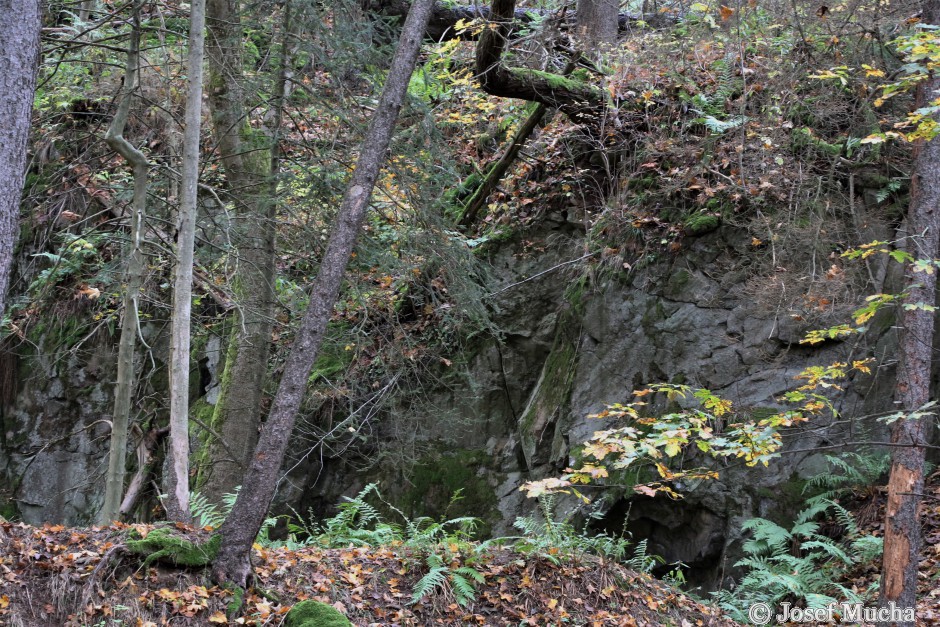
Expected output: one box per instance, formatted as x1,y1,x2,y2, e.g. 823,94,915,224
118,425,169,520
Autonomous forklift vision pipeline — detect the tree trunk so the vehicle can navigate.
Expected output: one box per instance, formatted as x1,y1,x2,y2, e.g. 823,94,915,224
576,0,619,47
165,0,207,522
78,0,97,23
878,2,940,622
100,0,149,525
0,0,41,319
210,0,436,589
475,0,606,126
199,0,280,505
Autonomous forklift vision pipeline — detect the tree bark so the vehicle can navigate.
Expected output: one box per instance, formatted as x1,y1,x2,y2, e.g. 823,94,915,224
100,0,149,525
576,0,619,48
210,0,436,588
78,0,97,23
0,0,41,319
878,2,940,622
199,0,280,505
475,0,606,126
165,0,207,523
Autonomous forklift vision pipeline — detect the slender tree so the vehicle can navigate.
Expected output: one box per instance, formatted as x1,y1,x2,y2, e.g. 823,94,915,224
100,0,149,525
210,0,436,588
0,0,41,318
200,0,281,504
879,2,940,622
165,0,207,522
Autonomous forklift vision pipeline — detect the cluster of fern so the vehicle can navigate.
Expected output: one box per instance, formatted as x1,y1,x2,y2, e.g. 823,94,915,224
189,484,668,608
712,453,886,622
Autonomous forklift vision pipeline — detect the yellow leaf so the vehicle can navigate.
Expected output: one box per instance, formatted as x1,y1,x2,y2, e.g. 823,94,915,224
208,611,228,623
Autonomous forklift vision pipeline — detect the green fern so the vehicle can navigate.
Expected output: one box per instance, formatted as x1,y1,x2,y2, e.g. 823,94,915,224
712,498,881,621
512,495,664,573
803,452,889,500
411,565,450,604
190,491,227,529
189,488,282,547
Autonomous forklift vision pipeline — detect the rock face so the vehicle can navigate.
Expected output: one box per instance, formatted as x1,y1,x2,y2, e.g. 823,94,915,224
298,214,902,590
0,205,905,589
0,328,116,524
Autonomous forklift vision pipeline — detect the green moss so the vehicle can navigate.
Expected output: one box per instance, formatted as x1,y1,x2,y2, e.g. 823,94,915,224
191,397,220,488
309,322,354,382
791,127,842,157
224,583,246,616
126,527,221,567
667,269,691,292
285,600,352,627
402,448,497,536
509,68,596,93
683,213,720,235
518,318,579,468
564,274,591,315
0,500,18,521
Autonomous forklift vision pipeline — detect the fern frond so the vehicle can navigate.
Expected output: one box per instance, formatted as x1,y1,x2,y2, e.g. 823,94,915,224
457,566,485,584
801,539,851,564
450,572,477,606
411,567,449,604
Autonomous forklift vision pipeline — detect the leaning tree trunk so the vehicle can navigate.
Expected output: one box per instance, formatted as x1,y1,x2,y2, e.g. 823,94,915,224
100,0,150,525
0,0,41,319
878,2,940,622
199,0,280,505
165,0,207,522
459,57,578,228
210,0,436,589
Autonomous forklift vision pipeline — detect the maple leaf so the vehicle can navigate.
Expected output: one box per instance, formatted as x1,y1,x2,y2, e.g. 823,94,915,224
208,611,228,623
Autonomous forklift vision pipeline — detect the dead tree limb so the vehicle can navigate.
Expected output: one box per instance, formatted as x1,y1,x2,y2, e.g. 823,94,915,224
475,0,606,127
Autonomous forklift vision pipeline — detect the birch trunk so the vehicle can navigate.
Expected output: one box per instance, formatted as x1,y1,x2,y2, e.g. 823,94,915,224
165,0,207,522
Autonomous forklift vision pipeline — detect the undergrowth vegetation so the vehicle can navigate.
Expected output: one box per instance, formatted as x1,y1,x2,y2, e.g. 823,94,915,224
188,483,670,608
713,452,886,621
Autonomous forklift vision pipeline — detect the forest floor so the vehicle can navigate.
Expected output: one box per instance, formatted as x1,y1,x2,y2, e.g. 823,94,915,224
2,472,940,626
0,518,735,626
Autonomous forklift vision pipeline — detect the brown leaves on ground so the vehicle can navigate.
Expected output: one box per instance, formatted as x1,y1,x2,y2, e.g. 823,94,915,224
0,520,736,626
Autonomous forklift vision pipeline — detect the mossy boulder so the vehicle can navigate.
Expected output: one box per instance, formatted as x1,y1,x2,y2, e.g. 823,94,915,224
683,213,721,235
126,527,221,567
285,600,352,627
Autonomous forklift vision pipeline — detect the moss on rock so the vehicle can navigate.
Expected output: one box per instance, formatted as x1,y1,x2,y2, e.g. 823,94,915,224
285,600,352,627
683,213,720,235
